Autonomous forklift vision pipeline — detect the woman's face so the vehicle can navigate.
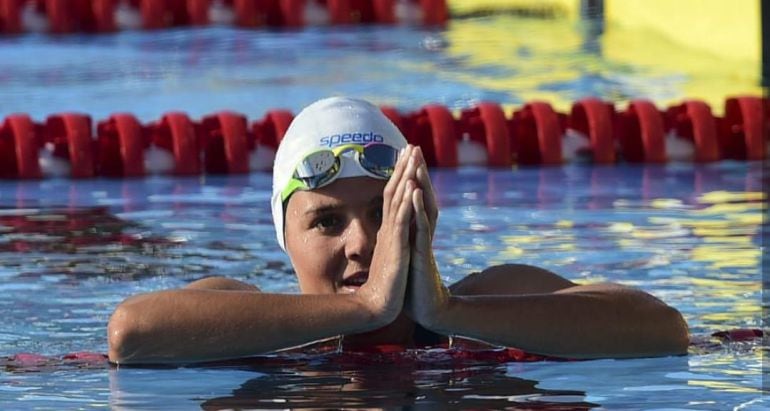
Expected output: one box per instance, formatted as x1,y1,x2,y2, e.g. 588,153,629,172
284,176,386,294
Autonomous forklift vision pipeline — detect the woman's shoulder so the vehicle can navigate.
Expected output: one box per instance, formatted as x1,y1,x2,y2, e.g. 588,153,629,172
449,264,576,296
184,276,261,291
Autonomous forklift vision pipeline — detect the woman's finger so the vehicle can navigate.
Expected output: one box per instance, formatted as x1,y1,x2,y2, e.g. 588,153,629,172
389,146,418,219
411,187,431,250
415,164,438,229
382,145,411,218
413,146,438,233
395,179,416,238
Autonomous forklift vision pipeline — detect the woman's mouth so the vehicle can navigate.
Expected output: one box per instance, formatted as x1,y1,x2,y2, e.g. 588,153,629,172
340,271,369,292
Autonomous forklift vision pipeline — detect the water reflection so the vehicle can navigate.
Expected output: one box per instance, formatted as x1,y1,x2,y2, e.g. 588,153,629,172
139,352,597,410
430,162,764,210
200,367,594,410
0,174,288,284
108,349,750,410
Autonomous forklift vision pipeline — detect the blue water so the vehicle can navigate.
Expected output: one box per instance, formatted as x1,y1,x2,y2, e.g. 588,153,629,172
1,162,766,409
0,14,767,410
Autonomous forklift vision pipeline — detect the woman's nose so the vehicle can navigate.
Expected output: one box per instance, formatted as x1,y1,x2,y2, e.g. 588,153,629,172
343,218,376,263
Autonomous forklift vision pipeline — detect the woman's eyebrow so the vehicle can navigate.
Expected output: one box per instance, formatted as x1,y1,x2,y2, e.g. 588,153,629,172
304,204,341,216
304,195,383,215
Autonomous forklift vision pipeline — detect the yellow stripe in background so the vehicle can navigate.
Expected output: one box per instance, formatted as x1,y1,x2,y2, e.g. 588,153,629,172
604,0,759,65
603,0,761,111
446,0,763,113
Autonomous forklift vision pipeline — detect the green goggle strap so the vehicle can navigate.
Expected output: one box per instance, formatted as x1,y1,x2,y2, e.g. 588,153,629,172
281,177,311,203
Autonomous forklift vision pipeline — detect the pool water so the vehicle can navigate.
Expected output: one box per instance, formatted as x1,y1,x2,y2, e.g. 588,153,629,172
0,12,767,411
1,162,766,409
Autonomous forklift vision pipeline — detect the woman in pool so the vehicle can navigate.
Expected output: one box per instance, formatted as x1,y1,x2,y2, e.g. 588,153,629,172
107,97,689,364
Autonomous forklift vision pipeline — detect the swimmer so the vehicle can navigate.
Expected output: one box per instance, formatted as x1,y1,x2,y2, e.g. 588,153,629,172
107,97,689,364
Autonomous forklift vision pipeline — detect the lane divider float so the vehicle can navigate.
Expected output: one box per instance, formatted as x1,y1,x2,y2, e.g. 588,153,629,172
0,96,767,179
0,0,448,34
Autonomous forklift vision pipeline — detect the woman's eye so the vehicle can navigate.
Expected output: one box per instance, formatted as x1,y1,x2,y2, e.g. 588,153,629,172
315,215,341,231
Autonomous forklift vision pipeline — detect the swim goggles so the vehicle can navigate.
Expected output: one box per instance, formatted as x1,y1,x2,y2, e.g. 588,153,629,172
280,143,400,202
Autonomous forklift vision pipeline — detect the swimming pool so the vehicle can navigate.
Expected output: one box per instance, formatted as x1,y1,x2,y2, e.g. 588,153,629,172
1,9,767,410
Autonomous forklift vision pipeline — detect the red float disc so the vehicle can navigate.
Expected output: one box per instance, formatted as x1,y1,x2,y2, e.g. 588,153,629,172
140,0,167,29
677,100,720,162
200,112,249,174
379,106,406,136
0,116,16,178
478,102,510,167
624,100,666,163
421,104,458,167
73,0,100,32
327,0,352,24
161,112,201,175
91,0,117,32
352,0,376,23
234,0,285,27
459,102,511,167
280,0,305,27
569,98,615,164
167,0,191,25
404,107,437,166
112,113,145,177
419,0,447,26
46,0,79,33
373,0,394,23
721,96,766,161
1,114,42,179
218,112,249,173
326,0,377,23
187,0,211,25
253,109,294,149
45,114,95,178
511,102,562,165
95,116,124,176
0,0,23,34
96,114,145,177
233,0,258,26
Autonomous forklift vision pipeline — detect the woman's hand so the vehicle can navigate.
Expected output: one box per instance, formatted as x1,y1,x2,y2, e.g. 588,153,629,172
413,147,439,237
355,145,418,326
405,150,450,330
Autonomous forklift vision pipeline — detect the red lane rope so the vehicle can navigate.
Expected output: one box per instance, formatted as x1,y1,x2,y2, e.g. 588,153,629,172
511,101,563,165
569,98,615,164
0,97,767,179
0,0,448,34
460,102,511,167
666,101,720,163
96,113,145,176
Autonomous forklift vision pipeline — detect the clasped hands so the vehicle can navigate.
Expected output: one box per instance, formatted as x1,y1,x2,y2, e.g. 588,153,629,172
356,144,449,332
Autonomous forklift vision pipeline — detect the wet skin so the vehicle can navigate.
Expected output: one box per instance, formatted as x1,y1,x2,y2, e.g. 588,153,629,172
107,145,689,364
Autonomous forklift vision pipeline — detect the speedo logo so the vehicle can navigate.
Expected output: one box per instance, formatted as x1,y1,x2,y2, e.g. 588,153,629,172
320,131,384,147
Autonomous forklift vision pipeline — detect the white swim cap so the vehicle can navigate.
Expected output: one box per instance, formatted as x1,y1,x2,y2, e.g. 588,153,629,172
271,96,408,251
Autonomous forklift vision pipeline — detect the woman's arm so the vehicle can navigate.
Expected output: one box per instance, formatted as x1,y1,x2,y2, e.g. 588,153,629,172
406,168,689,359
107,287,385,364
108,145,420,365
423,279,689,359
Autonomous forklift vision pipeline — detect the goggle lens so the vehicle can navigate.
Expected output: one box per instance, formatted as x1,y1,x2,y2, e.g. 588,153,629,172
294,150,340,189
360,143,399,178
286,143,401,200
